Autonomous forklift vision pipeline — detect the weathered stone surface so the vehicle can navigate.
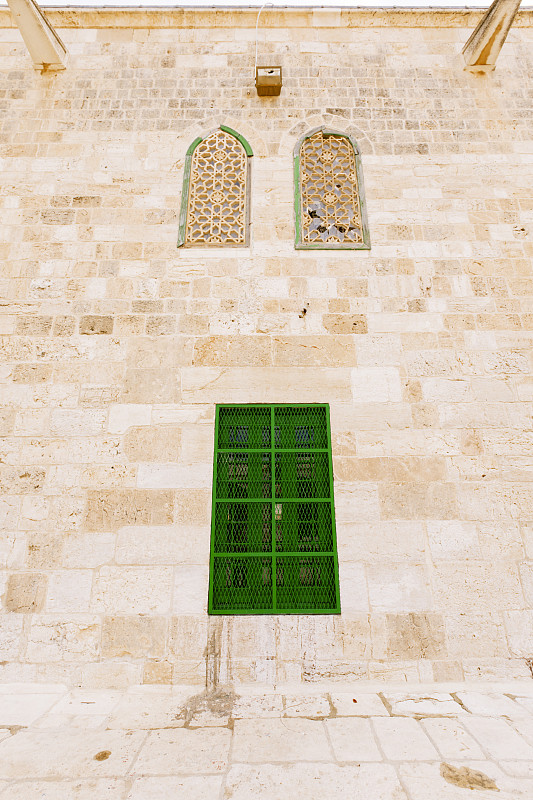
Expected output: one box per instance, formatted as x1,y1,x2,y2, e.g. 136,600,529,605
101,616,167,658
5,573,47,612
84,490,174,531
122,426,181,462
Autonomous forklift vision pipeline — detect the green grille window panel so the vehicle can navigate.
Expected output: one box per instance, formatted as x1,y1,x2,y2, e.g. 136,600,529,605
209,404,340,615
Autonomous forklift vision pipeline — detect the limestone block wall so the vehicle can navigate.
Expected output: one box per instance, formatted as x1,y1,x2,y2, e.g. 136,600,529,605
1,7,533,688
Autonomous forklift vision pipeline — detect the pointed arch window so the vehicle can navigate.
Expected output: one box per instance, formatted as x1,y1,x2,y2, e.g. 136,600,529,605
178,126,252,248
294,128,370,250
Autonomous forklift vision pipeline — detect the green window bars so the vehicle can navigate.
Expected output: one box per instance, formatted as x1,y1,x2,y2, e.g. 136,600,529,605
208,404,341,615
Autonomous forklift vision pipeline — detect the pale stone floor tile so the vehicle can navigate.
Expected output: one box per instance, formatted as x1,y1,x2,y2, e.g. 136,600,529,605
282,694,331,717
0,692,64,726
232,717,331,763
127,775,224,799
462,715,533,760
232,693,284,718
0,729,146,780
50,690,122,717
331,692,389,716
373,717,439,760
106,692,191,729
499,761,533,778
326,717,383,761
455,691,529,719
383,693,464,717
0,779,129,799
224,763,408,800
420,718,485,760
132,728,231,776
35,712,109,729
400,761,533,800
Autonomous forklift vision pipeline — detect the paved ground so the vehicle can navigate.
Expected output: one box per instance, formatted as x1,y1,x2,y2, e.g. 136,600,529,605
1,682,533,798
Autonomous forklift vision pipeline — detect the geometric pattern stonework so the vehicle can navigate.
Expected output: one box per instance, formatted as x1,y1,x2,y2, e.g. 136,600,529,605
209,404,341,615
185,129,248,245
300,130,364,245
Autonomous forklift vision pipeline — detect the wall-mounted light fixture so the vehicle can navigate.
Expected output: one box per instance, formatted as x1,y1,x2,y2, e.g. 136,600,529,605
255,2,282,97
256,66,282,96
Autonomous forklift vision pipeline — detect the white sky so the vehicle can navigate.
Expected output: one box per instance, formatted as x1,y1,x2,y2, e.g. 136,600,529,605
1,1,532,8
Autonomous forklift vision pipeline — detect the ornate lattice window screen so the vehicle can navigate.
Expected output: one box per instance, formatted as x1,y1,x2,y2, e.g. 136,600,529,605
209,404,341,615
296,129,370,249
184,128,248,246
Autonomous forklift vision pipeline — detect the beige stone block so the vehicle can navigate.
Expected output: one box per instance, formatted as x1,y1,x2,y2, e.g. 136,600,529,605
504,610,533,657
123,425,181,462
25,616,100,663
427,520,481,559
92,567,173,615
5,572,47,612
101,616,167,659
338,522,426,563
339,562,369,613
367,563,431,612
79,315,113,335
12,364,52,384
137,463,211,489
168,616,208,662
143,660,173,685
386,613,446,660
322,314,367,335
194,336,271,367
432,562,523,612
121,369,180,404
84,490,174,531
334,483,380,523
81,662,142,690
181,367,352,403
107,404,152,434
380,482,458,519
173,565,209,614
116,525,209,565
0,614,24,659
175,489,211,524
26,533,63,569
45,571,92,613
0,467,46,494
334,456,445,483
352,367,402,402
355,334,402,367
50,409,106,437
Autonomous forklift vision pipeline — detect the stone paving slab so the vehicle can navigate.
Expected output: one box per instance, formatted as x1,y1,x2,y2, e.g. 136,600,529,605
0,683,532,798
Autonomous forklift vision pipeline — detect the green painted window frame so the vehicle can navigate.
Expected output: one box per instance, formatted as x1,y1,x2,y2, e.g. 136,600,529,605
294,126,371,251
177,126,253,248
208,404,341,615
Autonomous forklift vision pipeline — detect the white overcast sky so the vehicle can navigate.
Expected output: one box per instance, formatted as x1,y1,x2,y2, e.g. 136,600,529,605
1,1,532,10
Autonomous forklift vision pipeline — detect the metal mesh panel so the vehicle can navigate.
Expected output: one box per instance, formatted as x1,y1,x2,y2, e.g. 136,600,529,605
276,556,338,611
209,405,340,614
213,502,272,553
212,556,272,611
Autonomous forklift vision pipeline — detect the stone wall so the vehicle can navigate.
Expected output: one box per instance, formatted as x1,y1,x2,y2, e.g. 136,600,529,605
1,7,533,688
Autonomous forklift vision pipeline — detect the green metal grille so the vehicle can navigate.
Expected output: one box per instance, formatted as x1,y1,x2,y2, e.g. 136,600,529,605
209,404,340,615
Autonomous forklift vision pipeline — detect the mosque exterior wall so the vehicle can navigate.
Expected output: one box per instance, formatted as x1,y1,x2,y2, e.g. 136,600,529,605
1,7,533,687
